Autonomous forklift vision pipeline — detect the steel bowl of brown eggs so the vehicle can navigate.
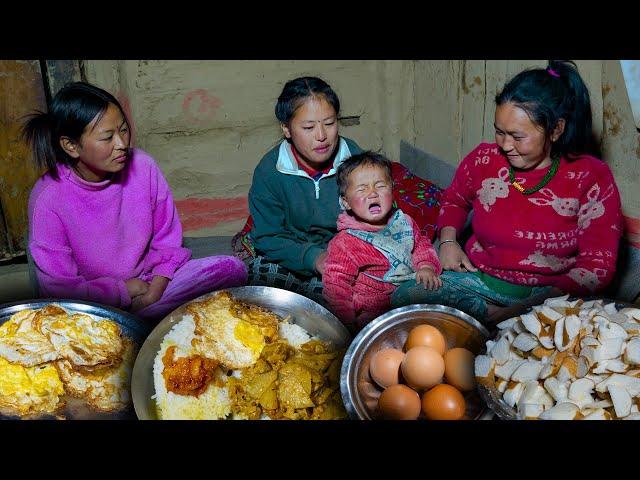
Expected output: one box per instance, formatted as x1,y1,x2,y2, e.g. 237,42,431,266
340,304,491,420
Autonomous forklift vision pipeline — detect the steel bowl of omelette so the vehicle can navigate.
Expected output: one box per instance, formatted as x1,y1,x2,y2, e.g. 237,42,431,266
0,299,149,419
132,286,352,420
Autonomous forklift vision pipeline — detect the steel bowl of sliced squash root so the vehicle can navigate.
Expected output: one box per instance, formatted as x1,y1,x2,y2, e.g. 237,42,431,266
475,295,640,420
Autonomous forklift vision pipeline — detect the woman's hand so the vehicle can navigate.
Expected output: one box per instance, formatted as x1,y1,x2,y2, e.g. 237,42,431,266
130,276,170,312
125,278,150,298
439,242,478,273
315,251,328,276
415,265,443,290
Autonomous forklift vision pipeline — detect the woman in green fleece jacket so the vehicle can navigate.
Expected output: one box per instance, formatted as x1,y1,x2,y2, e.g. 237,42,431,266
247,76,362,304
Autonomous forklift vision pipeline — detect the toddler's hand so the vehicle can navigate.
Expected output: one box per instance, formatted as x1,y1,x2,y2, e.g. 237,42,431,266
415,265,442,290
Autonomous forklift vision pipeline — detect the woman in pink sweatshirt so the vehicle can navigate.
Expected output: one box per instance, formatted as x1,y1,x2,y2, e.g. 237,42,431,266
23,82,247,322
323,152,442,331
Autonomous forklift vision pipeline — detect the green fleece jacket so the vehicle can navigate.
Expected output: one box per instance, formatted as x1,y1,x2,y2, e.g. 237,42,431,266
249,136,362,277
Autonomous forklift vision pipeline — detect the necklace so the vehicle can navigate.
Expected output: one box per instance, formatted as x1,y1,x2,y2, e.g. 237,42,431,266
509,156,560,195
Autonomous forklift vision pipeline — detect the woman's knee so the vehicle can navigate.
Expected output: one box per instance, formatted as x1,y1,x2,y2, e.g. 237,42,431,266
221,255,249,283
192,255,248,285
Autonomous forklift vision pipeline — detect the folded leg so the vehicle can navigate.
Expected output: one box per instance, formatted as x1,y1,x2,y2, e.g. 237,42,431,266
136,255,248,322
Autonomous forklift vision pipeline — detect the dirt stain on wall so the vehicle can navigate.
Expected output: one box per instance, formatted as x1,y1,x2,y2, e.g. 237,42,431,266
603,106,622,137
461,70,483,95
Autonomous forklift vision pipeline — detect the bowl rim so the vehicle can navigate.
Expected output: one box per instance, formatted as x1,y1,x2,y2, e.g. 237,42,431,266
340,303,490,420
0,297,150,342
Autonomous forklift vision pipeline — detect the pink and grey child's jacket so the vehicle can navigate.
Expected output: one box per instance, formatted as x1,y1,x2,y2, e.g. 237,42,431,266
323,210,441,328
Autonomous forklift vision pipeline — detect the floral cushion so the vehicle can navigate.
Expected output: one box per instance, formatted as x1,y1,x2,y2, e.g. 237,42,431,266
390,162,442,241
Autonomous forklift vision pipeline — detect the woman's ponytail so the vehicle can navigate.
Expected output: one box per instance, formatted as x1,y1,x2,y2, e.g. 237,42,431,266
547,60,597,157
21,111,62,179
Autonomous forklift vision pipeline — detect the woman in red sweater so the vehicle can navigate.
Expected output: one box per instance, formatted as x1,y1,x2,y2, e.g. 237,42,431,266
392,60,623,324
323,152,442,331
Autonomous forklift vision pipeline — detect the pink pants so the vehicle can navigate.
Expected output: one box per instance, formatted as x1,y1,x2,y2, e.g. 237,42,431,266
136,255,247,322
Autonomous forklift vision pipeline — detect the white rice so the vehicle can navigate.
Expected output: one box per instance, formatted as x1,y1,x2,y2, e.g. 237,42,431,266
279,322,312,348
152,314,231,420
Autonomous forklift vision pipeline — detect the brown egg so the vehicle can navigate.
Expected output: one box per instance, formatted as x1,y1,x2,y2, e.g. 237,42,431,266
401,346,445,391
443,347,476,392
377,384,422,420
421,384,466,420
404,324,447,355
369,348,405,388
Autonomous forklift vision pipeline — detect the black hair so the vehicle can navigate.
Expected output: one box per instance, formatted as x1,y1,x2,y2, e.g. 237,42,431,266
495,60,597,158
275,76,340,124
337,151,393,196
22,81,129,179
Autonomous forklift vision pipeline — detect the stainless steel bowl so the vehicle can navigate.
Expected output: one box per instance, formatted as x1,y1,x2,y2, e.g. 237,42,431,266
131,286,352,420
477,298,634,420
0,298,150,420
340,304,490,420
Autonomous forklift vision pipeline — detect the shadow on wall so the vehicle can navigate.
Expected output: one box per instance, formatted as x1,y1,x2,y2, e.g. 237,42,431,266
399,140,457,190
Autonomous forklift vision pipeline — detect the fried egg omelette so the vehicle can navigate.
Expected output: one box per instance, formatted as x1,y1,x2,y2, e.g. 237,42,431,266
37,311,124,369
55,337,136,412
0,308,61,367
0,356,65,417
188,292,279,369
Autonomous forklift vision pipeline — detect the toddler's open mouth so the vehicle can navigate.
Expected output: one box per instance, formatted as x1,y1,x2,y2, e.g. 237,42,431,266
368,202,382,214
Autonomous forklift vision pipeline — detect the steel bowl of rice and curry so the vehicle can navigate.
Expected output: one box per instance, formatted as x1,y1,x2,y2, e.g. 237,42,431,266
131,286,352,420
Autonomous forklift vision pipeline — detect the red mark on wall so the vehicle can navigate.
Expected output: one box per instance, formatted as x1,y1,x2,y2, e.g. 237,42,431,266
624,215,640,248
175,197,248,232
182,89,223,125
115,91,136,145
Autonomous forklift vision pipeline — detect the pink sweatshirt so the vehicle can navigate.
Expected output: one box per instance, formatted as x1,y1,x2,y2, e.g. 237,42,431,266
323,211,441,327
437,143,623,295
28,148,191,308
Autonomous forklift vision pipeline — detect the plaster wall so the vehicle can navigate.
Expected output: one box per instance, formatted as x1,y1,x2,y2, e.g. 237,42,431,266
81,60,639,242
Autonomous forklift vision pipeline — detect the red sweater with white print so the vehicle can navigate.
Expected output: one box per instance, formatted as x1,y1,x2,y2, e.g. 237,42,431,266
437,143,623,296
323,211,442,327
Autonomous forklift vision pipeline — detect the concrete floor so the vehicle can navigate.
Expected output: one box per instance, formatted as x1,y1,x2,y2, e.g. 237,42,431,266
0,263,34,305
